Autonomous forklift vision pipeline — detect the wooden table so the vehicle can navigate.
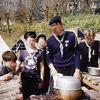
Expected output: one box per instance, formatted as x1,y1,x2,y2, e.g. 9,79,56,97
82,73,100,91
0,75,22,100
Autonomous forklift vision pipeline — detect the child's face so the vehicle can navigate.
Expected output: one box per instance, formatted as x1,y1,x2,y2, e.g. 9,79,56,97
26,36,36,48
85,33,95,45
4,61,16,70
38,38,47,48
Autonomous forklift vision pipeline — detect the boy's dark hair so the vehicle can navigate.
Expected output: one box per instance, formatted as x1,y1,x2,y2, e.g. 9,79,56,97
49,16,62,25
2,51,17,62
24,31,37,40
36,34,46,42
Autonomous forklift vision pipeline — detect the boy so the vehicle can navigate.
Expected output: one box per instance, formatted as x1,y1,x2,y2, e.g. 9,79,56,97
0,51,17,81
79,28,100,72
16,31,44,99
37,34,50,94
36,34,47,49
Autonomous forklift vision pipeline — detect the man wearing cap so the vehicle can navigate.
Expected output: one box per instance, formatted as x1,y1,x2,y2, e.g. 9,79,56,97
47,16,81,79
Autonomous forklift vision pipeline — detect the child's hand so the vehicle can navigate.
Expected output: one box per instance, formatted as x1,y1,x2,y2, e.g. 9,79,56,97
1,73,13,81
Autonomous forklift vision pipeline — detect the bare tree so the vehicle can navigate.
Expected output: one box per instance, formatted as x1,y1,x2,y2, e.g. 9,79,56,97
31,0,44,20
15,0,28,22
5,13,12,36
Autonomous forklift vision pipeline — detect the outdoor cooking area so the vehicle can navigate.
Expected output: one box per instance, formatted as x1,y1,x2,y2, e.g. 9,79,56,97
0,68,100,100
30,58,100,100
30,72,100,100
0,34,100,100
0,31,100,100
0,0,100,99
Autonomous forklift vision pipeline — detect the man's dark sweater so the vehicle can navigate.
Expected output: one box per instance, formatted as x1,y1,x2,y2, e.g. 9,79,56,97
47,31,80,69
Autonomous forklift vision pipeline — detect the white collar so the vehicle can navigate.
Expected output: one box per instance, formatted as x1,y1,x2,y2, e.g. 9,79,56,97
27,46,38,54
85,41,92,62
28,48,36,53
85,41,91,47
54,30,64,36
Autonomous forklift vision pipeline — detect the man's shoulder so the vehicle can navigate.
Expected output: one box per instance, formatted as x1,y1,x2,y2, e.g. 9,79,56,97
47,35,55,44
47,35,54,41
65,30,75,38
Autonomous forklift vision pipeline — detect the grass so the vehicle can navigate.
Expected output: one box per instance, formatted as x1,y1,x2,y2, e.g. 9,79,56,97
63,13,100,31
0,13,100,48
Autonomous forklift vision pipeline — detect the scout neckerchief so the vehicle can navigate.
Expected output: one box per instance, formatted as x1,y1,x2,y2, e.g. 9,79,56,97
27,46,37,60
25,45,38,69
85,41,92,62
25,44,43,69
53,31,66,57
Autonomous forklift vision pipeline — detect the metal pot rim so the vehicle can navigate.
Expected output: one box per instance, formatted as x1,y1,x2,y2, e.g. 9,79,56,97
54,76,81,90
88,67,100,76
88,67,100,70
54,87,81,90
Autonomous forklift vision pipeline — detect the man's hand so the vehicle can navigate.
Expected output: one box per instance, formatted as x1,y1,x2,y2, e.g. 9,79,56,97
49,63,57,76
73,68,81,80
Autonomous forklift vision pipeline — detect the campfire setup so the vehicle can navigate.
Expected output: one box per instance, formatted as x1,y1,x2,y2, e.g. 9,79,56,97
0,0,100,99
0,67,100,100
30,67,100,100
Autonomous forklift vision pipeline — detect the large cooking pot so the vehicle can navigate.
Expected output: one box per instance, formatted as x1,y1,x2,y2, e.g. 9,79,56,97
88,67,100,76
54,76,81,100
